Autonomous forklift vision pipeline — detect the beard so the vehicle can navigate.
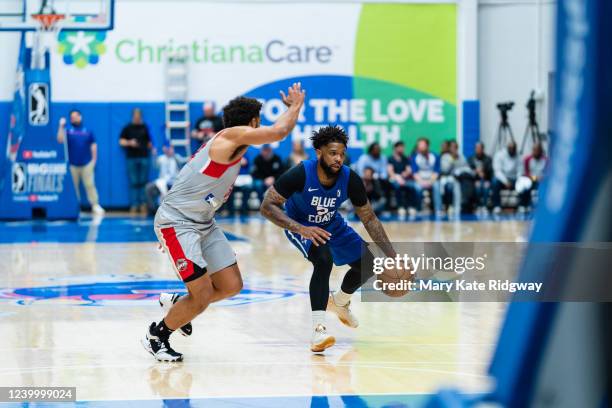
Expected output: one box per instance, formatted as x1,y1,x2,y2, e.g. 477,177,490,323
319,158,340,178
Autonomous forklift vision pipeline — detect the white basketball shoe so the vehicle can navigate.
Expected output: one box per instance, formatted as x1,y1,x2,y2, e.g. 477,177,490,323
311,324,335,353
327,293,359,328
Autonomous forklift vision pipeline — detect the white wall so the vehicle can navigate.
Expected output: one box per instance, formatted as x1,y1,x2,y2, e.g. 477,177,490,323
477,0,556,153
0,32,20,100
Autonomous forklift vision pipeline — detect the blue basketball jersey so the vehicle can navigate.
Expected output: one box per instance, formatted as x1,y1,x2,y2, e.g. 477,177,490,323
285,159,349,231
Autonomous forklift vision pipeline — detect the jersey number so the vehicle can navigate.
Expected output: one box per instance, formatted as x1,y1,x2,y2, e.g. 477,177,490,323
316,205,329,216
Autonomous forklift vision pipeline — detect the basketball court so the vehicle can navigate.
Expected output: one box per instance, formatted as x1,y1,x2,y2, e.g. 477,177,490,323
0,215,523,405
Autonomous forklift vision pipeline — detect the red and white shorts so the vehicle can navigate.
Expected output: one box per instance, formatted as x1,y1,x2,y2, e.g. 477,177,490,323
154,222,236,283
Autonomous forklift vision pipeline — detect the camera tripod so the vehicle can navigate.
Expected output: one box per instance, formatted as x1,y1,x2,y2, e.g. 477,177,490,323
520,94,546,154
493,108,515,153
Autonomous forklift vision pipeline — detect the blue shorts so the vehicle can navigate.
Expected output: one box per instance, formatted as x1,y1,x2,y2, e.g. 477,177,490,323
284,223,364,266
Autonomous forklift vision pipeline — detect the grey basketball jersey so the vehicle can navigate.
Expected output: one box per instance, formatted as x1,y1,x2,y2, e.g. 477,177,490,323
157,133,242,225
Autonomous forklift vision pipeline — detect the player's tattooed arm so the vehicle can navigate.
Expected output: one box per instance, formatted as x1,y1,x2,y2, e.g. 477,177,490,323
354,202,396,257
260,187,301,232
260,186,331,246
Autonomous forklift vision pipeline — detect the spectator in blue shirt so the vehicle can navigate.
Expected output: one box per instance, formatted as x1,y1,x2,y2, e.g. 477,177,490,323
355,142,392,211
355,142,388,179
411,137,442,215
57,110,105,215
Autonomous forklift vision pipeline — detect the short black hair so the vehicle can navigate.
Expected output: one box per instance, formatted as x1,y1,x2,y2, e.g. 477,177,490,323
310,125,348,149
367,142,380,154
222,96,262,128
393,141,404,148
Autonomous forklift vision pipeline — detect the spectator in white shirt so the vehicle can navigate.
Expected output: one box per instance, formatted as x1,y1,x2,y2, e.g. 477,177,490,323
492,141,520,214
145,143,182,215
411,137,442,215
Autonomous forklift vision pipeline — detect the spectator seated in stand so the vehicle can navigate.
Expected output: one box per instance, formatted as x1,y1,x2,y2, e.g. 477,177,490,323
355,142,391,211
439,139,456,211
145,142,184,215
440,140,476,215
387,141,417,217
411,137,442,215
492,141,520,214
251,144,285,205
519,142,548,212
362,166,386,215
222,155,253,216
468,142,493,213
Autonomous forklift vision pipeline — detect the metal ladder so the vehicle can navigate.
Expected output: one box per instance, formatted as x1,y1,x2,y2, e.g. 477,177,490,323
164,52,190,157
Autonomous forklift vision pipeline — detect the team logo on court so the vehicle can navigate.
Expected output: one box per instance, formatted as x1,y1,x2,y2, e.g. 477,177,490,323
57,31,107,69
175,259,188,273
0,279,298,306
28,83,49,126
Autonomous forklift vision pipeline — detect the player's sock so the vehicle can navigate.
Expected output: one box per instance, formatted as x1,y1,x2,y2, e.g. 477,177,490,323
159,293,193,337
151,319,174,340
312,310,326,329
332,289,352,307
142,321,183,362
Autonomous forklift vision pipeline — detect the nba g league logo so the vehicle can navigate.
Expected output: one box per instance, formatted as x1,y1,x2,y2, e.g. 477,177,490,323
57,31,107,69
28,83,49,125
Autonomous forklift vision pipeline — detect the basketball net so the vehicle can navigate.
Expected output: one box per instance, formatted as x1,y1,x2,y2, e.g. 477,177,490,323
30,13,65,70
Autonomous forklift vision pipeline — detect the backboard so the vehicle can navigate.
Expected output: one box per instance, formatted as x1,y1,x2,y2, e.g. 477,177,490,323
0,0,114,31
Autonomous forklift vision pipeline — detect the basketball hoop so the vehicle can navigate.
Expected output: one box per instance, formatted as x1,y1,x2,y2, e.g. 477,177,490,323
30,13,65,70
31,13,65,32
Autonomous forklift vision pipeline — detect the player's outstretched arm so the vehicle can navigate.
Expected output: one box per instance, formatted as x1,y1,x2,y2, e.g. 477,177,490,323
354,202,396,257
260,186,330,246
233,82,306,146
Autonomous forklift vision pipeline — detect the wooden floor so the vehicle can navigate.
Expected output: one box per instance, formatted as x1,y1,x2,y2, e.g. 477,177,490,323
0,217,529,406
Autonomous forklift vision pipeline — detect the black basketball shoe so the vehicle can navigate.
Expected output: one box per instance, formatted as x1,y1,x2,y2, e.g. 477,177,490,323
159,293,193,337
141,322,183,362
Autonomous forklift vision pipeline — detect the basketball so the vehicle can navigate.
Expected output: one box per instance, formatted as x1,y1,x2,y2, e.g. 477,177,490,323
378,267,413,298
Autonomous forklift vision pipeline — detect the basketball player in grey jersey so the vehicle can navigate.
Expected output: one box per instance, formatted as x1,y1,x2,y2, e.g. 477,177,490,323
142,83,306,362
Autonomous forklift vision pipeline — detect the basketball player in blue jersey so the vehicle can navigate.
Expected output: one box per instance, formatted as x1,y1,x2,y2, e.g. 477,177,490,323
260,125,398,352
142,83,306,362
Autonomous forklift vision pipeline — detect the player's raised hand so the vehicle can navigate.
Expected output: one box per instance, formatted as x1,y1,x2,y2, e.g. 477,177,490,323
280,82,306,109
297,225,331,246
